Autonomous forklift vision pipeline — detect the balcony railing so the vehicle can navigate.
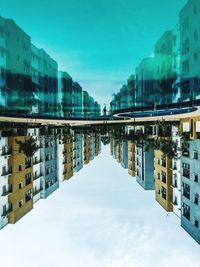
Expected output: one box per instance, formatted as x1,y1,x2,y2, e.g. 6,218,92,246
1,166,12,176
171,179,178,188
33,158,43,165
33,173,43,180
33,188,42,196
25,177,32,186
1,186,12,196
1,147,12,156
2,206,12,217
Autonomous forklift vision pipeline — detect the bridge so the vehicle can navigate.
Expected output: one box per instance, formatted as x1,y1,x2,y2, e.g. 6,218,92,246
1,100,200,126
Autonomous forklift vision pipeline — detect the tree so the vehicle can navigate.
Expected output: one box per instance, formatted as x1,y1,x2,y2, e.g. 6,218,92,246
16,137,38,158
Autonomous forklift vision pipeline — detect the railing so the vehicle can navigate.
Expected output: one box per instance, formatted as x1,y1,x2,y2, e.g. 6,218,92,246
1,186,12,196
1,166,12,176
2,206,12,217
33,158,43,165
33,173,43,180
1,147,12,156
25,177,32,186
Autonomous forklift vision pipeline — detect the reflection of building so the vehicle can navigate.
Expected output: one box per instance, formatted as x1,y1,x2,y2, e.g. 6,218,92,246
120,140,128,169
3,17,32,111
0,17,7,109
63,132,74,180
95,133,101,156
27,128,43,203
8,136,33,223
73,133,83,171
154,148,173,211
135,142,154,190
154,30,179,104
128,141,136,177
58,71,73,117
180,0,200,101
171,126,181,217
89,133,95,161
135,58,155,107
181,139,200,245
40,134,59,199
84,134,90,165
0,134,12,228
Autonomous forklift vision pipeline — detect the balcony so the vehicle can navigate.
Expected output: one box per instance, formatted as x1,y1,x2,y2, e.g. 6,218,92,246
171,179,178,188
25,194,32,203
1,166,12,176
183,168,190,179
33,173,43,180
25,177,32,186
25,161,32,169
1,147,12,156
33,158,43,165
33,188,42,196
2,206,12,217
1,186,12,196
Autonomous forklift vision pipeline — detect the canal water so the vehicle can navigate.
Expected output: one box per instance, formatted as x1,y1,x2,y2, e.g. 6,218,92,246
0,130,199,267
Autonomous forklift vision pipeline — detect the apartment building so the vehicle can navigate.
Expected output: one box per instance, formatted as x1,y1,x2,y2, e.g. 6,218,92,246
73,132,83,171
27,128,43,203
8,135,33,223
120,140,128,169
154,148,173,211
40,133,59,199
181,138,200,244
135,141,154,190
171,126,181,217
0,134,12,228
83,133,90,165
128,141,136,177
63,132,74,180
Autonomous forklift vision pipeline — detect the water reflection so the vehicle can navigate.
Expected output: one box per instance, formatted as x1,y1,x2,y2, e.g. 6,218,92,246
1,120,200,246
109,120,200,245
0,126,101,228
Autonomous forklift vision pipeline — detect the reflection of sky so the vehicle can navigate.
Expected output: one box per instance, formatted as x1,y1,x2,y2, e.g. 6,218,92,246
0,144,199,267
0,0,186,106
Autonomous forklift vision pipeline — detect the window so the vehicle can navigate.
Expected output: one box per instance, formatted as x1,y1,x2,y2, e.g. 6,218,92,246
194,220,199,229
19,200,23,208
19,182,23,190
183,203,190,221
19,164,23,172
194,173,198,183
194,194,199,205
193,150,198,160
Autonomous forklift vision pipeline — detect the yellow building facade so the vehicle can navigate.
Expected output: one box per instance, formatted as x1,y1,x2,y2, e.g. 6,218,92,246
128,141,136,177
154,149,173,212
8,136,33,223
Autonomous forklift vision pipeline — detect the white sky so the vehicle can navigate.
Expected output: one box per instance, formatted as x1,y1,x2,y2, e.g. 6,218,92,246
0,144,199,267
